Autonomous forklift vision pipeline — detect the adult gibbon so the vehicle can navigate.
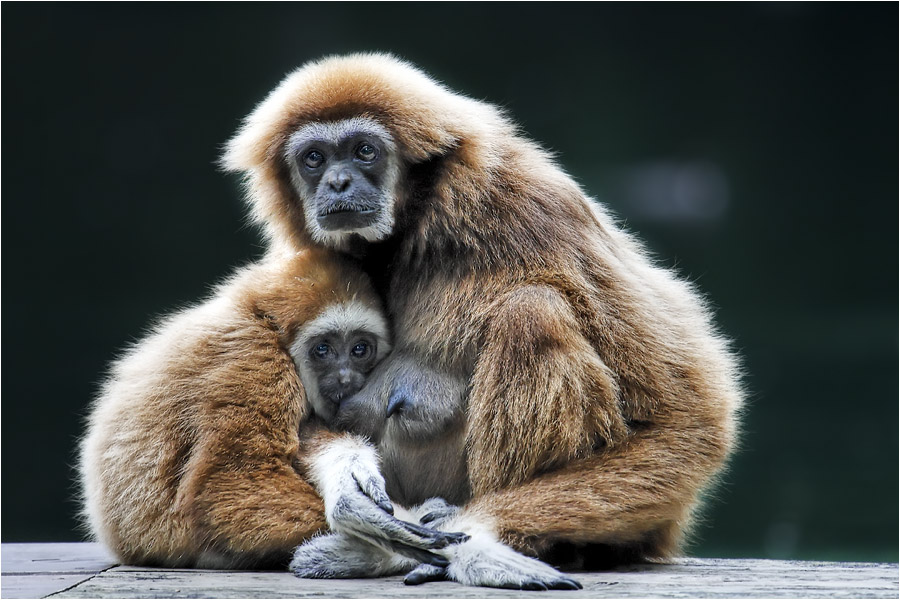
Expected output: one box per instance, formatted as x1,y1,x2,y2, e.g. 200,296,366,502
223,53,743,588
79,248,465,569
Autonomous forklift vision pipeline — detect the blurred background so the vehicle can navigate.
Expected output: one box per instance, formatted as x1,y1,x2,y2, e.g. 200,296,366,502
2,3,897,562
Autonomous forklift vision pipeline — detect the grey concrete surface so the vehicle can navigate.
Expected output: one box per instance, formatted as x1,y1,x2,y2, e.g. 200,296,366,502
1,543,897,598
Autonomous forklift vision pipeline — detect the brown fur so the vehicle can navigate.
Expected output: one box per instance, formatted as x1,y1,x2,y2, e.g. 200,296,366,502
79,249,383,567
224,53,743,565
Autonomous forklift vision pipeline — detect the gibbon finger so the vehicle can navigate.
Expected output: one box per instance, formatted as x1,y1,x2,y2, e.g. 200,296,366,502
386,542,449,568
403,564,448,585
351,470,394,515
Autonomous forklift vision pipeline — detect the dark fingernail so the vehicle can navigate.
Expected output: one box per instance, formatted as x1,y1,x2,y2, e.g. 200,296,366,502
525,580,549,591
420,512,438,524
557,578,583,590
378,500,395,515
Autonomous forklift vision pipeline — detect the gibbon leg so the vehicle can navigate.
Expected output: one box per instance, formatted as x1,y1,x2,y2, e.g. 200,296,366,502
464,284,733,560
395,284,614,589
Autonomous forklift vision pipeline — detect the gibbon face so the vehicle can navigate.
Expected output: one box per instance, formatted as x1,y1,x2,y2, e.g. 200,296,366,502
290,299,391,423
284,117,400,247
303,332,379,404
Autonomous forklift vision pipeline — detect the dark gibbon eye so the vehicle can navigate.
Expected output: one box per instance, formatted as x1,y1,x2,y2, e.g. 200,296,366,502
311,343,330,359
304,150,325,169
355,143,377,162
350,341,371,358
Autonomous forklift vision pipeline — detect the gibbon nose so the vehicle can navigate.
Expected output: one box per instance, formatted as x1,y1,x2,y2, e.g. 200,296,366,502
338,368,353,385
327,170,352,192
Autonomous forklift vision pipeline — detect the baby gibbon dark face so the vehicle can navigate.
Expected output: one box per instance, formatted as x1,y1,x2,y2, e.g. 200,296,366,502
290,299,392,424
303,331,379,407
285,117,400,247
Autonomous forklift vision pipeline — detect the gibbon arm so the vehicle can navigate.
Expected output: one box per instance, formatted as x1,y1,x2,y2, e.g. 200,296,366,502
464,284,733,559
464,420,729,560
173,358,330,566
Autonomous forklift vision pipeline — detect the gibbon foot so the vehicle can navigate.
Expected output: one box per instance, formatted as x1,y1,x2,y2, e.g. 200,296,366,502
291,533,411,578
415,497,461,528
444,535,583,590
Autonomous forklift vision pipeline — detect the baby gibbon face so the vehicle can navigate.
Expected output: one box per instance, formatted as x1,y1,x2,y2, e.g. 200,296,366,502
290,299,391,424
285,117,400,247
304,331,379,407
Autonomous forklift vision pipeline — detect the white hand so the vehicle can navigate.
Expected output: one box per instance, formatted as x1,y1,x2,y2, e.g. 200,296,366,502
307,435,467,563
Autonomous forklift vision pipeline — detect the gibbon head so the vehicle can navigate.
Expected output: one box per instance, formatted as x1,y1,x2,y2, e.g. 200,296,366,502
222,53,510,251
289,300,391,423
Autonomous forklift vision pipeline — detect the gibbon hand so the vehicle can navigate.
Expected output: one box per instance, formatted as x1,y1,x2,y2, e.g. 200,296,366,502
306,433,468,565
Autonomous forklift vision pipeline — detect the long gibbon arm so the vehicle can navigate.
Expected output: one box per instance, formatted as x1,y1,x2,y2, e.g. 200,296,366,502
163,319,329,568
178,449,328,568
463,284,735,562
464,420,730,563
175,425,329,568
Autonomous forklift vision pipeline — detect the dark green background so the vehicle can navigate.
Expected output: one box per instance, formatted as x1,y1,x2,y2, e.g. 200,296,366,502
3,3,897,562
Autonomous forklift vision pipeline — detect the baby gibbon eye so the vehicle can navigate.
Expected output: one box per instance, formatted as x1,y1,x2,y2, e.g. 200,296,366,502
311,343,330,359
355,143,377,162
350,341,371,358
304,150,325,169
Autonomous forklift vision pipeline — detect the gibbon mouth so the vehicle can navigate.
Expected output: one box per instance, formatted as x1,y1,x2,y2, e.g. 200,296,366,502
321,207,377,216
317,208,379,231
